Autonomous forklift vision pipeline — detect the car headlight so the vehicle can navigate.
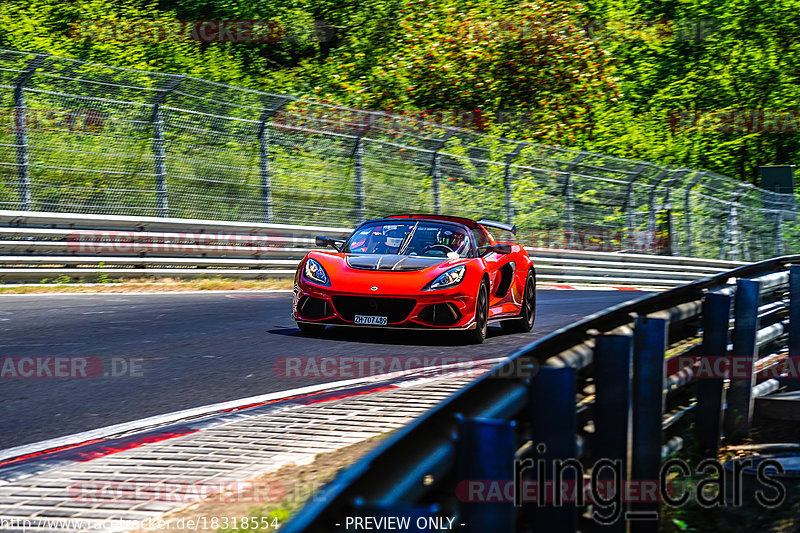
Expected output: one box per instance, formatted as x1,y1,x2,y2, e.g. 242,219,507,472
303,258,330,286
426,265,466,290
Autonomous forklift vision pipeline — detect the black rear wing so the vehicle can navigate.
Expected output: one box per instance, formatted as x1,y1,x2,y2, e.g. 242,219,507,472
477,219,517,235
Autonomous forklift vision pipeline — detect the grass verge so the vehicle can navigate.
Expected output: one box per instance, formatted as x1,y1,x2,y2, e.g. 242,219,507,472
0,277,295,294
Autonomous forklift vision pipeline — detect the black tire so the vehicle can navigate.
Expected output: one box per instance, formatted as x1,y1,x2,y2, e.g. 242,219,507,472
501,269,536,334
297,321,326,334
465,280,489,344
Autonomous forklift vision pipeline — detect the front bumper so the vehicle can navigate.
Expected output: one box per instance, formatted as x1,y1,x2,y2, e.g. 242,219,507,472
292,280,479,330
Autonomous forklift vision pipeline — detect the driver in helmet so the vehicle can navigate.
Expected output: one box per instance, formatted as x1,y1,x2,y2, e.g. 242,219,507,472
435,229,468,256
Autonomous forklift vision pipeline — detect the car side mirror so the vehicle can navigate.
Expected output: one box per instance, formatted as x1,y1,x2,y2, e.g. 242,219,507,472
492,243,512,254
315,236,342,251
478,243,512,255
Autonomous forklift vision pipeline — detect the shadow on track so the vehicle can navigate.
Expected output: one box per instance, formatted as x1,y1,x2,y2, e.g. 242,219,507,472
266,325,507,346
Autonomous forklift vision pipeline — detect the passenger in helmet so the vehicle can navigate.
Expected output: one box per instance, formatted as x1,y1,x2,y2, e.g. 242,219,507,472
381,227,406,253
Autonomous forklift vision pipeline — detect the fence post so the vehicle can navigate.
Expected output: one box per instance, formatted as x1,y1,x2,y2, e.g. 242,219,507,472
563,154,586,233
593,332,633,533
526,366,576,532
658,169,686,255
456,417,517,533
788,265,800,391
151,76,184,218
622,162,648,249
430,132,454,215
719,186,746,261
257,97,289,223
503,143,526,224
631,316,667,531
646,169,671,234
774,209,784,257
683,171,705,257
695,290,732,456
353,133,366,223
13,54,47,211
257,124,273,224
724,278,760,443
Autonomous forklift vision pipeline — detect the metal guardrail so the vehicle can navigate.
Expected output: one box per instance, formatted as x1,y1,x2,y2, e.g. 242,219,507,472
280,256,800,533
0,211,745,286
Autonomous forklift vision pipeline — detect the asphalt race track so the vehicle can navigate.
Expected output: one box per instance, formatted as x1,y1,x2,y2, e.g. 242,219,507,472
0,289,647,450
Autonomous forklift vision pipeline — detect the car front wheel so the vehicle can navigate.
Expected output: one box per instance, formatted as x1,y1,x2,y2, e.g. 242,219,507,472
501,269,536,334
465,280,489,344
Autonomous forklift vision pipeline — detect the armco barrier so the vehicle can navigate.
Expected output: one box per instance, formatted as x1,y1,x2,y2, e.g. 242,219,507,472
0,211,745,286
280,256,800,532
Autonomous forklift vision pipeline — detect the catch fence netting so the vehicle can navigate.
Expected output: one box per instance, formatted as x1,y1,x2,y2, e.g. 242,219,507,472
0,48,795,260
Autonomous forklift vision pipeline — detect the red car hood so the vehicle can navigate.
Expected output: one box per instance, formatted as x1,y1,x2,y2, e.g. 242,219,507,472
344,254,443,271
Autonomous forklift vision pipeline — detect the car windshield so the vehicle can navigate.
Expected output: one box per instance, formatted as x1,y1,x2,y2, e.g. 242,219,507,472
344,221,473,258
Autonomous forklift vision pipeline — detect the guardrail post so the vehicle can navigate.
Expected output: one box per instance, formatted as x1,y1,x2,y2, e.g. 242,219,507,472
526,366,577,532
13,54,47,211
456,417,516,533
151,76,184,218
695,291,732,456
563,154,586,233
430,133,454,216
787,265,800,391
594,333,633,533
631,316,667,531
724,278,760,443
257,97,289,223
503,143,526,224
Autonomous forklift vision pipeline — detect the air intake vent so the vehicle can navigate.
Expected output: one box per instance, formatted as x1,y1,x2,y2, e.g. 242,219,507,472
298,296,333,319
331,296,416,323
417,303,461,325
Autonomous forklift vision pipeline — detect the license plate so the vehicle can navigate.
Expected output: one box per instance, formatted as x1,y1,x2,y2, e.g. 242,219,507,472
354,315,388,325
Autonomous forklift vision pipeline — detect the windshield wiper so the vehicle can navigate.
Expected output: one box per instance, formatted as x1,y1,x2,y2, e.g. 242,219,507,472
397,222,419,255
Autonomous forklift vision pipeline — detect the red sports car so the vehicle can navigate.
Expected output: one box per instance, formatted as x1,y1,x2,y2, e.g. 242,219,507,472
291,215,536,343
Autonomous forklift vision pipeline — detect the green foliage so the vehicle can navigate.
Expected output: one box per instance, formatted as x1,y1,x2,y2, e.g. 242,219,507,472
1,0,799,181
0,0,251,84
580,0,800,181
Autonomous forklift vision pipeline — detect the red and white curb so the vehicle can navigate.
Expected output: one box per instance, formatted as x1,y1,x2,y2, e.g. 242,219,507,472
538,283,652,291
0,359,502,532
